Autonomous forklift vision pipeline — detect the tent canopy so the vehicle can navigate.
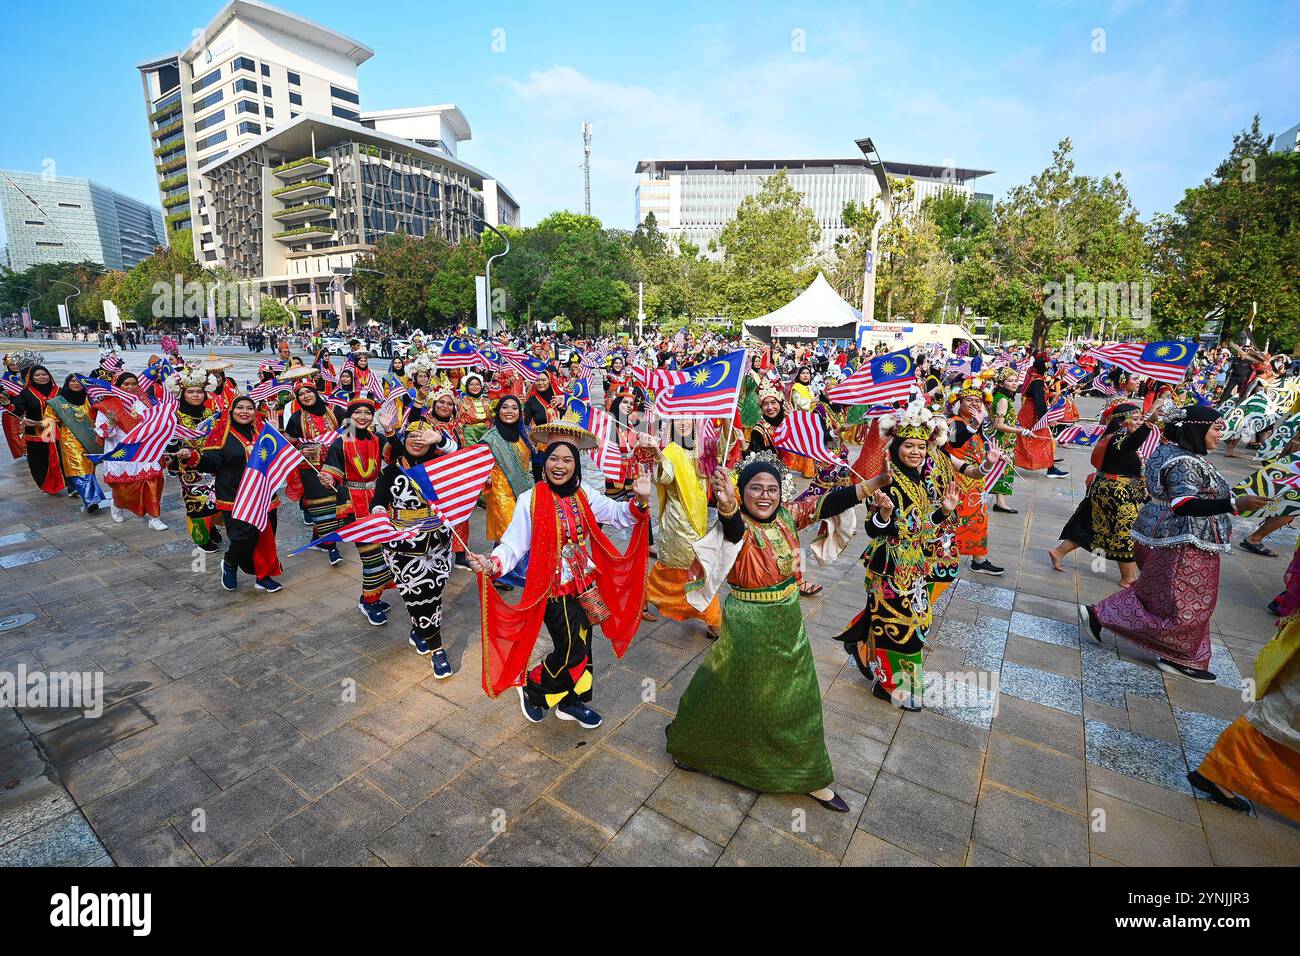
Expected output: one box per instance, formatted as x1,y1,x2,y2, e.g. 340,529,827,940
742,273,861,340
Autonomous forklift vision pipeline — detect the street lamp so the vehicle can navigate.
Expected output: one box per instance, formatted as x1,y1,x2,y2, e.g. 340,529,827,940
854,137,892,326
48,279,80,332
451,210,510,332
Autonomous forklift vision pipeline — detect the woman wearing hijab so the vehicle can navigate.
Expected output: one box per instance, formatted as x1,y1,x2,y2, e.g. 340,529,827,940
167,367,223,551
467,421,652,730
371,426,459,677
1081,405,1268,682
665,451,879,812
481,395,533,591
1015,356,1068,478
383,356,409,397
783,366,817,478
425,384,472,569
285,381,343,565
1,353,28,461
643,420,722,637
186,396,284,593
457,372,491,444
988,366,1024,513
838,400,963,711
14,364,65,494
945,381,1006,576
94,372,168,529
45,373,105,512
333,368,356,403
523,371,562,427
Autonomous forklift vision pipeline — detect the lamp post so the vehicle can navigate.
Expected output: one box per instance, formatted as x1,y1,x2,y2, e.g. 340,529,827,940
49,279,80,332
854,137,891,328
453,211,510,332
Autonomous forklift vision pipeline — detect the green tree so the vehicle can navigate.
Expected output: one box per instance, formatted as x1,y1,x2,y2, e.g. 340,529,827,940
428,236,487,323
718,169,821,319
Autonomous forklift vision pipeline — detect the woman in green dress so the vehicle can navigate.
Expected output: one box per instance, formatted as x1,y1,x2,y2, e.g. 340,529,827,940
666,451,889,812
988,365,1025,514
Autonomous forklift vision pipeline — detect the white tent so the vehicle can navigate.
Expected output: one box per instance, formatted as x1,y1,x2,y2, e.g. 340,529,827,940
742,273,862,341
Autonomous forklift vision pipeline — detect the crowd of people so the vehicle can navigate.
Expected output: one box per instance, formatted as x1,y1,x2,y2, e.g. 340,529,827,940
1,327,1297,826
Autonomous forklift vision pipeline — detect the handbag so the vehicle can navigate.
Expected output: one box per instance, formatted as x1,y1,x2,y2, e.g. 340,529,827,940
575,581,611,626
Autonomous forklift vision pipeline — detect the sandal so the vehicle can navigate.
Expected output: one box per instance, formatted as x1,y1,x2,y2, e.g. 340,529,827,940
1240,541,1278,557
798,582,824,597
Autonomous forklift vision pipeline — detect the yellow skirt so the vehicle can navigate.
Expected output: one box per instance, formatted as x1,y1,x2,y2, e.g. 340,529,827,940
1198,716,1300,825
645,564,721,629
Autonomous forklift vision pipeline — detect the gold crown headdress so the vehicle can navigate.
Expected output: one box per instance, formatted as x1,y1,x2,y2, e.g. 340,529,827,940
736,449,796,503
880,397,946,443
167,365,210,395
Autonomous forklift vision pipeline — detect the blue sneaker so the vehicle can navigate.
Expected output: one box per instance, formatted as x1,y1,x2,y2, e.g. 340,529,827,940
359,601,387,626
254,576,283,593
221,561,238,592
555,699,603,729
326,545,343,566
431,648,453,680
517,686,545,724
408,629,431,655
375,599,391,613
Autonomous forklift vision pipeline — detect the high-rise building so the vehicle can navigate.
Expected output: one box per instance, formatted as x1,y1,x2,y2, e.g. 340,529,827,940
0,169,166,272
136,1,517,326
634,158,993,258
1273,122,1300,153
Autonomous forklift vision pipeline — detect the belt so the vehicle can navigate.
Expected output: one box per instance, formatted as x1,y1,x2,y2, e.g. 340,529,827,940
394,506,434,522
345,480,375,491
1099,473,1140,483
730,579,798,604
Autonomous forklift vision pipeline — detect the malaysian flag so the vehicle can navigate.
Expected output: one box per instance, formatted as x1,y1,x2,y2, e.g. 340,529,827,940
982,457,1009,499
301,427,341,450
101,353,124,375
248,377,292,402
1091,377,1119,397
509,356,550,384
80,376,145,406
772,410,838,466
1032,397,1069,434
579,348,607,376
633,366,691,395
1059,364,1090,387
402,444,496,528
231,423,308,530
1087,341,1198,386
828,348,916,406
653,349,745,419
0,377,21,397
88,393,180,466
436,336,488,370
1138,427,1161,459
566,398,621,482
1056,423,1105,447
290,513,431,554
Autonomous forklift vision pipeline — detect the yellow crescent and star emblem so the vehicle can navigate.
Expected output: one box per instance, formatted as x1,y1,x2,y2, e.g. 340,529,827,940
255,434,277,464
1159,342,1188,362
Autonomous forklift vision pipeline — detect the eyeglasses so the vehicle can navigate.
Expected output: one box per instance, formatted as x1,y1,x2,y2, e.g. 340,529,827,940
747,486,780,498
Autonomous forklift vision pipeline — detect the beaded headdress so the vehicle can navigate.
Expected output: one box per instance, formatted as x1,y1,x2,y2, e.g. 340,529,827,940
735,450,796,503
880,397,947,443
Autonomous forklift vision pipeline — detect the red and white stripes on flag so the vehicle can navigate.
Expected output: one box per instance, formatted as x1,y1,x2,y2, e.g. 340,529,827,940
982,457,1009,497
117,392,180,464
584,405,622,482
826,361,914,406
1032,398,1068,434
632,366,691,394
292,513,427,554
1056,423,1105,446
772,410,838,466
303,428,341,450
101,354,124,374
1138,427,1161,459
249,378,291,402
0,378,21,397
231,427,308,530
1087,343,1192,386
407,444,496,528
1091,378,1118,397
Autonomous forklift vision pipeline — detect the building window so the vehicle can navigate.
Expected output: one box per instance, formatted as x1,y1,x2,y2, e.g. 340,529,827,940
57,202,81,208
287,71,300,86
192,68,222,93
235,100,260,115
231,56,255,73
36,241,64,247
330,86,360,105
262,83,271,97
290,111,300,119
260,63,270,77
194,89,223,112
289,91,302,106
332,105,360,122
199,150,228,168
24,220,43,226
238,121,261,135
233,77,258,94
265,106,274,118
195,130,228,151
193,108,225,132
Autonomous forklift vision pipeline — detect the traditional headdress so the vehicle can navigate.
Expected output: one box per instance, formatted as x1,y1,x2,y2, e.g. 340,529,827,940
166,365,211,396
880,397,947,443
9,348,45,371
200,351,234,371
735,450,796,503
531,420,599,451
757,381,784,404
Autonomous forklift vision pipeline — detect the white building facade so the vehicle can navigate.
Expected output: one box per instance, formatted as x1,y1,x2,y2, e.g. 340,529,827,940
634,158,993,259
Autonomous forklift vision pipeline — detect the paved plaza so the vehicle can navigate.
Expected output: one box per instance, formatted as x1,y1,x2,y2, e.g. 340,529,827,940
2,342,1300,866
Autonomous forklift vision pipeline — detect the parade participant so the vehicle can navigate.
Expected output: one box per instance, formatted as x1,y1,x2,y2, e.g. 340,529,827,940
382,356,408,397
945,381,1005,576
988,366,1023,513
425,384,472,568
458,372,491,443
1,353,27,460
1189,612,1300,822
370,426,458,676
320,398,396,626
481,395,533,591
467,422,652,729
201,356,238,412
1081,406,1268,682
167,367,222,551
665,452,872,811
13,364,64,494
839,399,961,711
783,366,817,478
488,361,521,403
524,371,563,426
45,373,105,512
603,355,628,398
190,396,284,593
642,422,722,637
285,380,343,565
333,368,356,403
1016,356,1068,478
605,389,647,497
350,351,375,394
96,372,167,529
746,382,787,455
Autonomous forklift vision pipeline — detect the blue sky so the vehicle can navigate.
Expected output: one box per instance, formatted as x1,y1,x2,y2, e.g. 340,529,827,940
1,0,1297,249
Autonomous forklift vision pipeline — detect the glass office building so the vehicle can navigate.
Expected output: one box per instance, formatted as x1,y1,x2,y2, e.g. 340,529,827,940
0,169,166,272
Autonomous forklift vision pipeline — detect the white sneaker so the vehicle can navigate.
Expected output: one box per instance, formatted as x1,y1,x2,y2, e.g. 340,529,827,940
111,506,126,523
148,517,169,531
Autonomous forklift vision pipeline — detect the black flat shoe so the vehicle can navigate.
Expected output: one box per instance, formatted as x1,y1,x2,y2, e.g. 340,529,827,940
872,682,921,711
1187,770,1251,813
1078,603,1103,643
810,791,850,813
1157,658,1216,683
992,505,1018,514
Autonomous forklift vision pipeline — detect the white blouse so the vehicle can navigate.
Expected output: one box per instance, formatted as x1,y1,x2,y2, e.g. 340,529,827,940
491,483,639,582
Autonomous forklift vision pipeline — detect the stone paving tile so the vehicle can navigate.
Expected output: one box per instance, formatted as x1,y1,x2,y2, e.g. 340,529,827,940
1084,718,1192,795
999,661,1084,716
858,772,974,866
717,816,837,867
645,767,757,847
841,829,935,866
1088,792,1212,866
366,784,495,866
972,781,1089,866
182,767,307,863
593,807,723,867
549,747,664,835
268,777,403,866
475,798,609,866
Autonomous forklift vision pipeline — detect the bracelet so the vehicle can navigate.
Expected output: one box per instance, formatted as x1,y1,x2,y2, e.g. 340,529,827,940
717,500,739,518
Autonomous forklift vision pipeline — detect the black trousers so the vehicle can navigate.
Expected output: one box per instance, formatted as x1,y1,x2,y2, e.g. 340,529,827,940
224,510,277,576
524,595,594,709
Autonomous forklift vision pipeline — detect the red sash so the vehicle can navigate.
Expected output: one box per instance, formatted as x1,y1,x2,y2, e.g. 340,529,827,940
478,483,649,698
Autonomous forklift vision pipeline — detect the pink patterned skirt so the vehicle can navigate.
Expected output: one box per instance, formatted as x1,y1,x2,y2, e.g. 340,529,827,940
1093,543,1218,668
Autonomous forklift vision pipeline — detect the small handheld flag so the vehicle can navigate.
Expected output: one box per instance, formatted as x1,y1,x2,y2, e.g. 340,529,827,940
772,410,838,467
652,349,745,419
231,423,308,530
402,444,496,529
828,349,915,406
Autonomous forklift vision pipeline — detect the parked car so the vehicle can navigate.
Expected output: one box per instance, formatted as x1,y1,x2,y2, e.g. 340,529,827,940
324,337,382,356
